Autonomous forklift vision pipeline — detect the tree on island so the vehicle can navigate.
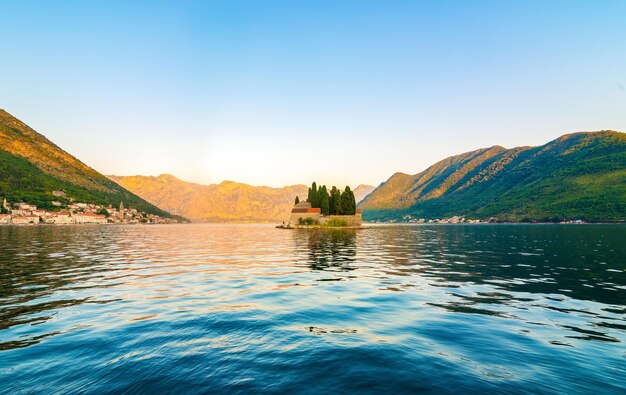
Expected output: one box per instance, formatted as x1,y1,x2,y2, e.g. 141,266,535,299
319,185,330,215
329,186,341,215
307,182,356,215
348,187,356,214
340,186,356,215
295,196,300,205
307,182,319,208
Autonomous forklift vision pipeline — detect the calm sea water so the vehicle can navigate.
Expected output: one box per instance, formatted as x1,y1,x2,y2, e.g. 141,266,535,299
0,224,624,394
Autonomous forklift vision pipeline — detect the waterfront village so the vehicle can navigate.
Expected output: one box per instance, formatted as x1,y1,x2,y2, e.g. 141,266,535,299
399,215,482,224
0,197,178,225
384,214,586,224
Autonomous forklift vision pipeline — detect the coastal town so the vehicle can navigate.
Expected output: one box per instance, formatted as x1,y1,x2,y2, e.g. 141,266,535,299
381,214,586,224
399,215,482,224
0,197,178,225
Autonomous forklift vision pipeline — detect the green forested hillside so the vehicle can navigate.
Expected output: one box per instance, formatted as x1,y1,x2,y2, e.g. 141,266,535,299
360,131,626,222
0,109,176,217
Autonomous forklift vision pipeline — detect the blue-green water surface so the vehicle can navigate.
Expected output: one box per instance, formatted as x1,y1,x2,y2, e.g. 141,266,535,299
0,224,625,393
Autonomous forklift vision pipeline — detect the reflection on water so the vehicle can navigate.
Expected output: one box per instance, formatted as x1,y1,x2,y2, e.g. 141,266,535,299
0,224,625,393
295,229,357,271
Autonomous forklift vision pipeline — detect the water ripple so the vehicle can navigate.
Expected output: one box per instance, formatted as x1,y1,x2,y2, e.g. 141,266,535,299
0,224,625,394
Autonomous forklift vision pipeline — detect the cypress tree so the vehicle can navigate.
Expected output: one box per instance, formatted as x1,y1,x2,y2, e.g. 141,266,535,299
319,186,330,215
331,186,341,215
295,196,300,205
310,182,319,208
340,189,348,215
316,188,321,209
349,188,356,215
340,186,356,215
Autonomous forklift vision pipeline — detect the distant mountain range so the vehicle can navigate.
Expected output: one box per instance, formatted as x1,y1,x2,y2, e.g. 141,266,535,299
353,184,376,204
109,174,375,223
360,131,626,222
6,108,620,223
0,109,180,219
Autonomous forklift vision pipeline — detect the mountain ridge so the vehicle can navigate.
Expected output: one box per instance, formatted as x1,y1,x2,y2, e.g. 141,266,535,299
0,109,181,219
360,131,626,222
109,174,376,223
108,174,309,222
353,184,376,203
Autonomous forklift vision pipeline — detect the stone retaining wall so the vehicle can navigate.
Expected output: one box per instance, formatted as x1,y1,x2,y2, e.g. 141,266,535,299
289,212,320,225
319,213,362,227
289,212,362,226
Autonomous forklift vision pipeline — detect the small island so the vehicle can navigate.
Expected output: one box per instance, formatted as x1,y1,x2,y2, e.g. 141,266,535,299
278,182,364,229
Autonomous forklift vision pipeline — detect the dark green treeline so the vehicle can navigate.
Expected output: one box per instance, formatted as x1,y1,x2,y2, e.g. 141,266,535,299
301,182,356,215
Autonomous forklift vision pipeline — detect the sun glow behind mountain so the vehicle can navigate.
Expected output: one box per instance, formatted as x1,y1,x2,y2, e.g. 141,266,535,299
202,137,371,187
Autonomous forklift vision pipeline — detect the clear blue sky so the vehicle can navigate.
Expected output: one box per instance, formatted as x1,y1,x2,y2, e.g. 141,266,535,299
2,1,625,187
